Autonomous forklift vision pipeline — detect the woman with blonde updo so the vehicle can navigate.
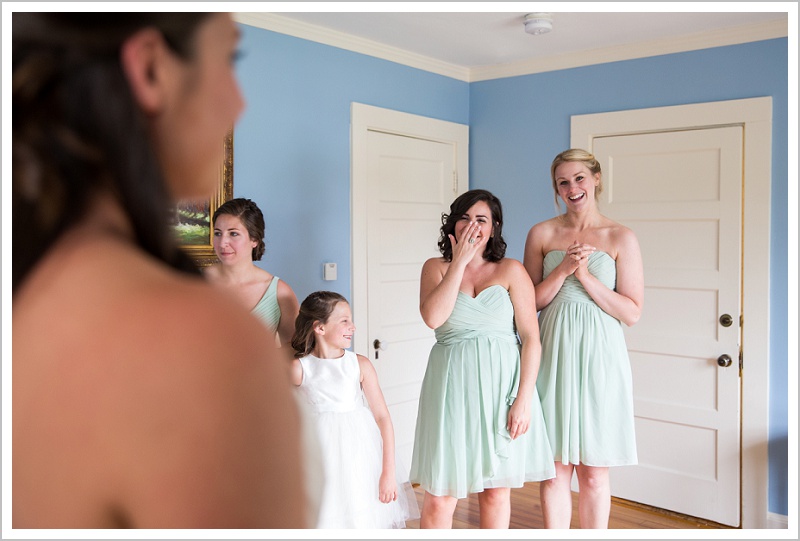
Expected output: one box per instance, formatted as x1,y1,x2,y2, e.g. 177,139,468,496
523,148,644,529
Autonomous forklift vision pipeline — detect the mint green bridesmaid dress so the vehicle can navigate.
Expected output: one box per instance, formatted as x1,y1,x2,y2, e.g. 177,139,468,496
251,276,281,333
537,251,638,467
410,284,555,498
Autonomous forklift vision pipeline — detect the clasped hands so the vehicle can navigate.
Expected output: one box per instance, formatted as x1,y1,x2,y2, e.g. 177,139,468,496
563,240,596,278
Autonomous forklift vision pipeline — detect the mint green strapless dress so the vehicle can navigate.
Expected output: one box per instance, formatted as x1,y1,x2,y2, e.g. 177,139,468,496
251,276,281,333
410,284,555,498
537,251,638,467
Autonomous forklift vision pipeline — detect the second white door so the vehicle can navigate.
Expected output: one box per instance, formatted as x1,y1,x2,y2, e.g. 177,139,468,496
591,126,743,527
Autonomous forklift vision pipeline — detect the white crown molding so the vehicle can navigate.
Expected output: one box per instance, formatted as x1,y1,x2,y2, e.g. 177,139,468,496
234,12,471,82
234,13,788,83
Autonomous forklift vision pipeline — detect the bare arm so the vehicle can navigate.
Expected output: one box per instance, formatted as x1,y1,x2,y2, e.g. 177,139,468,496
523,224,572,310
288,357,303,387
419,258,459,329
574,227,644,326
276,279,300,351
358,354,398,503
505,260,541,440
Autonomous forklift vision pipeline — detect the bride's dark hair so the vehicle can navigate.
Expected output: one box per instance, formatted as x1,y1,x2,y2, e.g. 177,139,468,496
12,13,212,293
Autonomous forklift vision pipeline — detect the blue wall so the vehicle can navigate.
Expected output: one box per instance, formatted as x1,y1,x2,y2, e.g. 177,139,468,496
234,25,789,516
234,26,468,304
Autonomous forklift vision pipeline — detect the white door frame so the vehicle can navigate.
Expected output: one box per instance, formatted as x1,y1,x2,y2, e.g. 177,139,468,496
350,103,469,357
571,96,772,528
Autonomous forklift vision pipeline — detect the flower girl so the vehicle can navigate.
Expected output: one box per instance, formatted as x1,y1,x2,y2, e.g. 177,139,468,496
289,291,419,529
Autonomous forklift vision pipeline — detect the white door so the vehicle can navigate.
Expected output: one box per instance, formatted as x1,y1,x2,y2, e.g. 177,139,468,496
592,128,743,527
571,98,772,528
365,131,454,468
351,104,469,468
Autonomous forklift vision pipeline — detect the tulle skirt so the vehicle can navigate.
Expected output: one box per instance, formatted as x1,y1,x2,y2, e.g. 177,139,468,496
312,404,419,529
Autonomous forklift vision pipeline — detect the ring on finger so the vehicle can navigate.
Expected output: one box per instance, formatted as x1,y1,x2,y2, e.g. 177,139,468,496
469,238,476,244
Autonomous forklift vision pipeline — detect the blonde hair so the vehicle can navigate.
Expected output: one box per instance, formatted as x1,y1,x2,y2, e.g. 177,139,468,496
549,148,603,211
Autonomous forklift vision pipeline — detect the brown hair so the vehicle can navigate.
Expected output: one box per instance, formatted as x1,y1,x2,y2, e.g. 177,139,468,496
291,291,349,358
438,189,506,263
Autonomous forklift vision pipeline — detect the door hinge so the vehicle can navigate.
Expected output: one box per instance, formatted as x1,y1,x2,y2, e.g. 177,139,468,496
739,349,743,376
453,170,458,194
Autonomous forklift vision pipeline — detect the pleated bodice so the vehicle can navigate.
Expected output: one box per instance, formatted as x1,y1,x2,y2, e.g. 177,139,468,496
434,285,519,346
544,250,616,304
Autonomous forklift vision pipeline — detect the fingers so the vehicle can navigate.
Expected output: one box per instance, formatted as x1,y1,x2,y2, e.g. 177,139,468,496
567,241,596,262
453,221,486,252
461,221,480,244
568,244,595,255
507,421,530,440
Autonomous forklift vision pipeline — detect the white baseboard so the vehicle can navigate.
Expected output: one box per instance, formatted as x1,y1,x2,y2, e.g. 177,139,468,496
767,512,788,529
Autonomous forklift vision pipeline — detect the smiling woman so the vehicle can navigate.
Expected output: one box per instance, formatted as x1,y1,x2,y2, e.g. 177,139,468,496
173,129,234,267
523,148,643,529
411,189,555,529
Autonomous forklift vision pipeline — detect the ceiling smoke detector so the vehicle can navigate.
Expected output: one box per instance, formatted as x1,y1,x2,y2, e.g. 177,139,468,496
524,13,553,35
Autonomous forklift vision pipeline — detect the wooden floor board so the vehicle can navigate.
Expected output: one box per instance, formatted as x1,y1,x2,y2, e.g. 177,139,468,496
404,483,735,530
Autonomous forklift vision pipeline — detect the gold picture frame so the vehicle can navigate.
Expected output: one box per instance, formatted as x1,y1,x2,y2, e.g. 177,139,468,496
173,129,234,267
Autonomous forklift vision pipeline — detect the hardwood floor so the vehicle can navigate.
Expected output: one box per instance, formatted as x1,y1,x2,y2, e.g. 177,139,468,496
404,483,734,530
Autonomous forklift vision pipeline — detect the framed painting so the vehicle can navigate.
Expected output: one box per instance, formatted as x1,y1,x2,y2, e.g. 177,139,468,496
173,129,234,267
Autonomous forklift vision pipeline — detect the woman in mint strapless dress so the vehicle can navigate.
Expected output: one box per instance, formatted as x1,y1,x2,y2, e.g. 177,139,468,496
205,198,300,355
523,149,644,529
410,189,555,529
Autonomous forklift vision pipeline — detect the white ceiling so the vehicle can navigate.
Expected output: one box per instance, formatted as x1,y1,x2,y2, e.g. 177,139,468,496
234,8,790,82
